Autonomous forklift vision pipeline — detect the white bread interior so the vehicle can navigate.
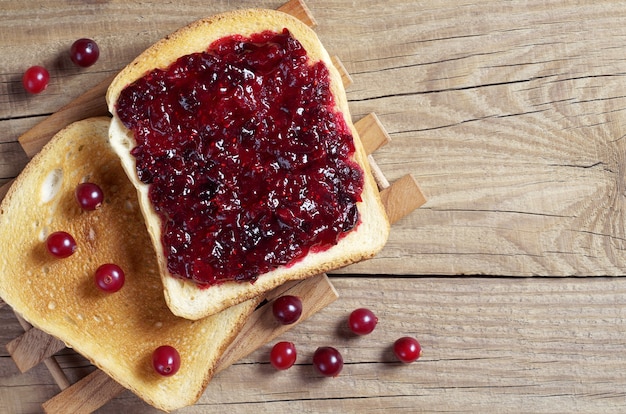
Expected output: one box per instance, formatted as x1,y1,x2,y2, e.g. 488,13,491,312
0,118,260,412
106,9,390,320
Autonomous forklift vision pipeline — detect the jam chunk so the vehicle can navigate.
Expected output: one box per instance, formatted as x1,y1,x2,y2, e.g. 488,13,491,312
116,29,364,286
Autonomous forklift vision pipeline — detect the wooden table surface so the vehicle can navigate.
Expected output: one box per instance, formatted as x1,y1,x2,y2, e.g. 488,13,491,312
3,0,626,412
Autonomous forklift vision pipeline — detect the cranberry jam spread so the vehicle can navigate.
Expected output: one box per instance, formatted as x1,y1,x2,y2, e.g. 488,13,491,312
116,29,364,286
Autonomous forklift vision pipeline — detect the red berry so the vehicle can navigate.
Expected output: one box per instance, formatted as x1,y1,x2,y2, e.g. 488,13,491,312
272,295,302,325
393,336,422,363
348,308,378,335
152,345,181,376
94,264,125,293
46,231,77,258
312,346,343,377
22,66,50,94
270,341,297,370
75,182,104,210
70,38,100,67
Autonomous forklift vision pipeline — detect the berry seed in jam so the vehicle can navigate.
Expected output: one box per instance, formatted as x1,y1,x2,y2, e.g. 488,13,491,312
116,29,364,286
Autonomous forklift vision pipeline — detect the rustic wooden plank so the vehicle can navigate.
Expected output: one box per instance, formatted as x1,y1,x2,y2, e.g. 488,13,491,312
4,276,626,413
4,0,626,412
186,276,626,413
333,1,626,276
10,0,624,272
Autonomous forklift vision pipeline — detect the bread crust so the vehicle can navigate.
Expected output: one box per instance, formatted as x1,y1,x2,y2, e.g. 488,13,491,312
0,118,259,411
107,8,390,320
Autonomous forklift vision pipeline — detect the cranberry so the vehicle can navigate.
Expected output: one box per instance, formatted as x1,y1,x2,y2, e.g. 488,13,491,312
46,231,77,258
393,337,422,363
115,30,364,286
348,308,378,335
312,346,343,377
22,66,50,94
272,295,302,325
70,38,100,67
152,345,181,376
75,182,104,210
94,264,125,293
270,341,297,370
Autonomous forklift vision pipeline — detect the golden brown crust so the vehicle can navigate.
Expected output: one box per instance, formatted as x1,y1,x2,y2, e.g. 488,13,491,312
0,117,259,412
107,8,390,320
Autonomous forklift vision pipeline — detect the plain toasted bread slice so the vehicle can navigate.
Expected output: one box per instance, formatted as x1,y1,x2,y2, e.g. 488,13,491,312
0,117,260,412
106,9,390,320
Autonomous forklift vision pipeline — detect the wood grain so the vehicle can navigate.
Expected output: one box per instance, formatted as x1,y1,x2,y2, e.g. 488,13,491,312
4,276,626,413
2,1,626,413
277,0,316,28
380,174,426,224
18,75,114,158
41,370,125,414
12,315,71,391
6,328,65,373
357,113,391,156
328,0,626,277
4,1,625,276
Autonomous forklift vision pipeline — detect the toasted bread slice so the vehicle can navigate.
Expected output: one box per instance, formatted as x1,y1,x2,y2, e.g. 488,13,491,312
0,118,260,412
106,9,390,320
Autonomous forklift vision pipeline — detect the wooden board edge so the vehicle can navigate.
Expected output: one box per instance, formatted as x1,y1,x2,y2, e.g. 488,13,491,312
278,0,317,28
380,174,427,224
356,113,391,155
